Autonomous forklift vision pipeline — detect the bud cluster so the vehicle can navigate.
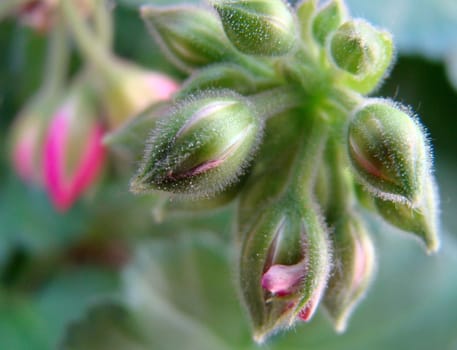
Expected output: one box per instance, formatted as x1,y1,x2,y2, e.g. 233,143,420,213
7,0,440,345
110,0,443,343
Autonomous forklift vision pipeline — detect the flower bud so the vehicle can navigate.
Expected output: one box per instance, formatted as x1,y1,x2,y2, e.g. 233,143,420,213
130,90,262,197
212,0,297,56
329,20,394,93
348,100,429,205
312,0,348,46
330,20,386,75
141,5,234,73
9,92,60,185
239,202,331,343
43,81,106,212
323,215,375,332
374,176,440,254
100,60,179,130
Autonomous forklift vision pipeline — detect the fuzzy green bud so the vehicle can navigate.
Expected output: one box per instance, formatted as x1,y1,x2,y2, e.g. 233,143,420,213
130,90,262,197
375,176,440,254
324,215,375,332
239,202,331,343
213,0,297,56
330,20,385,76
141,5,235,73
348,100,428,205
329,20,394,93
312,0,348,46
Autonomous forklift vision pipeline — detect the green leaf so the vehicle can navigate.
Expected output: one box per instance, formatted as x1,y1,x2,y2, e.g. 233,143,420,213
0,267,121,350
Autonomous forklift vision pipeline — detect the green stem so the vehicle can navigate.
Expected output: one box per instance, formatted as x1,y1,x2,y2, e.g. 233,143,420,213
250,86,302,119
290,110,329,197
325,137,355,223
41,20,69,97
0,0,29,21
93,0,114,49
61,0,115,78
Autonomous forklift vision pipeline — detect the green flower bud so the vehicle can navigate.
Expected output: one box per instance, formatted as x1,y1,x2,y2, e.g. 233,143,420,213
330,20,384,75
324,215,375,332
238,202,331,343
141,5,235,73
375,176,440,254
348,100,429,205
130,90,262,197
212,0,297,56
329,20,394,94
178,63,258,98
312,0,348,46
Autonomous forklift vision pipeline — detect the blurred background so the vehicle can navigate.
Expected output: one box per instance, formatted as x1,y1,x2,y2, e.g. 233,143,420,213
1,0,456,349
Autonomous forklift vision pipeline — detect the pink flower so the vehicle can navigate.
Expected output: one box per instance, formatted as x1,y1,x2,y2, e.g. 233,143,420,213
43,88,106,212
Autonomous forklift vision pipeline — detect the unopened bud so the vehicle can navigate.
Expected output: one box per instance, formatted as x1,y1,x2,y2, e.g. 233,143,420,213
324,215,375,332
375,176,440,254
312,0,348,45
329,20,394,93
141,5,234,73
130,91,262,197
9,92,60,185
239,202,330,343
213,0,297,56
101,60,179,130
348,100,429,205
43,81,106,212
330,20,387,75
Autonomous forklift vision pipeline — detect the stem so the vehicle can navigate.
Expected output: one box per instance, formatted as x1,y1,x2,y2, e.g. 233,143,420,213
93,0,114,49
250,86,302,119
325,137,355,223
60,0,115,78
0,0,30,20
41,19,69,97
290,110,329,197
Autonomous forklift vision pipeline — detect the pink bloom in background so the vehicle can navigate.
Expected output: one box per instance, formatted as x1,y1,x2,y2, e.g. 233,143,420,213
44,91,106,212
12,118,42,183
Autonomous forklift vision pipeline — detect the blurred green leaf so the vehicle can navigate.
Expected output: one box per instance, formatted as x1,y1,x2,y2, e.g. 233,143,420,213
0,267,121,350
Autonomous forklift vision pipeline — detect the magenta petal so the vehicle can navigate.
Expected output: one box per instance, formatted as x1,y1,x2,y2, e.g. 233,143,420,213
44,106,106,212
261,264,305,296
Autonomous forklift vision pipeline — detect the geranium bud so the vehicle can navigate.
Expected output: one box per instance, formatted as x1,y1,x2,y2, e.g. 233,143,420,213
43,81,106,212
239,202,331,343
212,0,297,56
323,215,375,332
100,60,179,130
375,175,440,254
329,19,394,93
141,5,235,73
330,20,388,76
312,0,348,46
9,92,61,185
347,100,428,205
130,90,262,197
